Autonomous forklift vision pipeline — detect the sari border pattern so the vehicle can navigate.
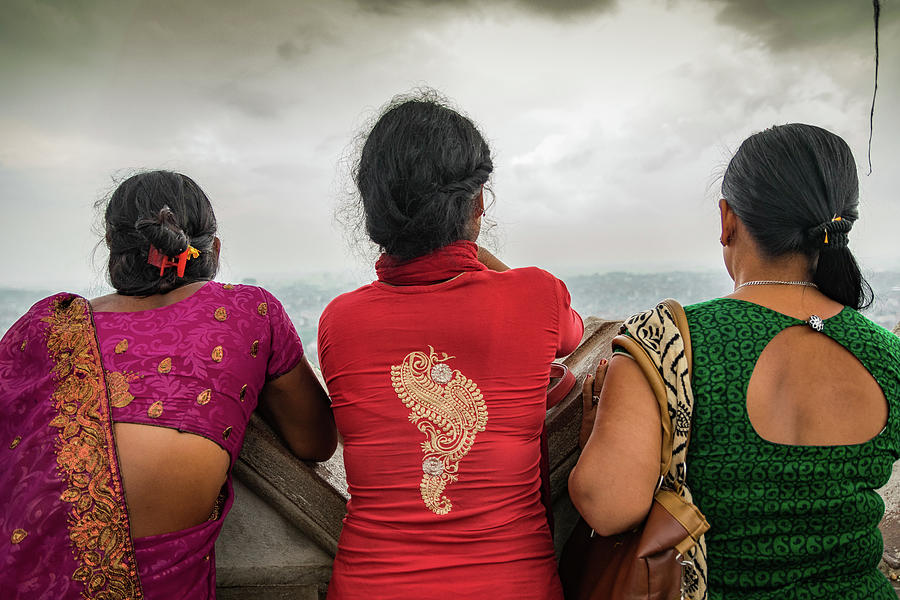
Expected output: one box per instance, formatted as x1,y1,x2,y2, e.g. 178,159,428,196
45,296,144,599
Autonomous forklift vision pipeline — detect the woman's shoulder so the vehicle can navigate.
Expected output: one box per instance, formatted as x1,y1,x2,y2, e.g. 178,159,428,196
0,293,84,355
477,266,573,309
487,265,567,290
839,308,900,353
207,281,284,307
682,297,790,324
503,265,557,280
683,297,731,315
16,292,85,324
320,282,376,316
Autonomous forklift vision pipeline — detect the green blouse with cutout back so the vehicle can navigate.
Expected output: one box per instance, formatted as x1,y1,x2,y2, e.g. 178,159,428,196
684,298,900,599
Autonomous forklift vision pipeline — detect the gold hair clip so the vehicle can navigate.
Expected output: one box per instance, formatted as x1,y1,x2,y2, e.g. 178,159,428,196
824,215,842,244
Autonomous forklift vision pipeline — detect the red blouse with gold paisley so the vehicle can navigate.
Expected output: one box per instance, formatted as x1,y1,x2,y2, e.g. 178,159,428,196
319,241,583,600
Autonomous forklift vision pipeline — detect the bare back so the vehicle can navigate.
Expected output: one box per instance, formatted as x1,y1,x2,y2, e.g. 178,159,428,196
747,325,887,446
114,423,229,538
93,283,230,538
89,281,334,540
731,288,887,446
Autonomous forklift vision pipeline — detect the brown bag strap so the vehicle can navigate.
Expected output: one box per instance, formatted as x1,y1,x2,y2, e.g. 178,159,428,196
655,489,710,555
612,298,693,483
614,299,709,599
663,298,692,371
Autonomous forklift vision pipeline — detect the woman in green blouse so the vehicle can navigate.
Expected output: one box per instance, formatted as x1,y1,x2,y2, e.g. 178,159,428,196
570,123,900,599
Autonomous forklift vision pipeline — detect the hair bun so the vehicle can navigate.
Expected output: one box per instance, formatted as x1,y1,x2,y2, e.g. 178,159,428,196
134,205,190,256
806,217,853,250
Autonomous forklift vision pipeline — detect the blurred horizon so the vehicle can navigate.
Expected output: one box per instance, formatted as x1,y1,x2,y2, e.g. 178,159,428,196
4,268,899,364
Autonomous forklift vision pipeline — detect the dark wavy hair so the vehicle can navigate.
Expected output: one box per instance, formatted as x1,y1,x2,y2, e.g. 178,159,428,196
102,171,218,296
722,123,873,309
353,91,493,261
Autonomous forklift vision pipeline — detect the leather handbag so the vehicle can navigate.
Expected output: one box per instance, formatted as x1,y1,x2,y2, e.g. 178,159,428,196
559,300,709,600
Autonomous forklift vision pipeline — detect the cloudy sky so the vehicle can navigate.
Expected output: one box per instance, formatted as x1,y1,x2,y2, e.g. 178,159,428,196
1,0,897,291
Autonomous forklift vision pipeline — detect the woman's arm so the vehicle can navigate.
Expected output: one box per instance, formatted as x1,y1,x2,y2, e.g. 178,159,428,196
568,355,662,535
477,245,510,272
258,356,337,462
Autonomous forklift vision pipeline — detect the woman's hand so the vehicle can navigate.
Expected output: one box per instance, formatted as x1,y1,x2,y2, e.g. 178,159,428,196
579,359,608,449
476,245,510,272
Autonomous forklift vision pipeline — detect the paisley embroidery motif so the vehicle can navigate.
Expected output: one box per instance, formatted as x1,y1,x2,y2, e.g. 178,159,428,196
147,401,164,418
157,357,172,374
114,339,128,354
106,370,139,408
11,529,27,544
45,297,143,598
197,389,212,406
9,436,21,449
214,307,227,322
390,346,487,515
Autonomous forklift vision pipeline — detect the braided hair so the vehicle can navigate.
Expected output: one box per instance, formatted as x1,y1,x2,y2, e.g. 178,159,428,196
354,91,493,261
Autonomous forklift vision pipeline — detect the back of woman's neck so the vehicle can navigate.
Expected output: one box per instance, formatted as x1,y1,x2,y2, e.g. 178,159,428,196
91,281,209,312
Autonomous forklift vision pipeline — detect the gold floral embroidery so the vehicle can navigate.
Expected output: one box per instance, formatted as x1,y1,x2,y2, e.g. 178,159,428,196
211,346,224,363
114,339,128,354
223,283,235,290
11,529,27,544
222,426,233,440
106,370,139,408
197,389,212,405
45,297,143,598
239,384,247,402
390,346,488,515
208,490,226,521
257,302,268,316
157,357,172,374
147,401,163,418
20,340,27,352
9,436,21,449
214,307,227,322
250,340,259,358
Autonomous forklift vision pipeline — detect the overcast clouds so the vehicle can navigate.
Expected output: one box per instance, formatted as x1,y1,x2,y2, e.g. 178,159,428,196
1,0,897,290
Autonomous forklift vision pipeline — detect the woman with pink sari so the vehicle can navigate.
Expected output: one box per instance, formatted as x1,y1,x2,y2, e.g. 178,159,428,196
0,171,336,599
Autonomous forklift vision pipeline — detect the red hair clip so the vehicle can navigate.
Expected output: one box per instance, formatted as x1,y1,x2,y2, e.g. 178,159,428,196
147,245,200,277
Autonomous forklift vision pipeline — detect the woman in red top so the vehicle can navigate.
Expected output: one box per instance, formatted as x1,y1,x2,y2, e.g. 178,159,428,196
318,93,583,599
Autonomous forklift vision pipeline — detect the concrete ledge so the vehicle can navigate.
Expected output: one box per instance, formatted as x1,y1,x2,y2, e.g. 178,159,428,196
218,585,325,600
216,478,333,593
233,414,348,555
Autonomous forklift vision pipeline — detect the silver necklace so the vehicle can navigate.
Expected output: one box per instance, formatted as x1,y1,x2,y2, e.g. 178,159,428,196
734,280,818,291
733,280,824,332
